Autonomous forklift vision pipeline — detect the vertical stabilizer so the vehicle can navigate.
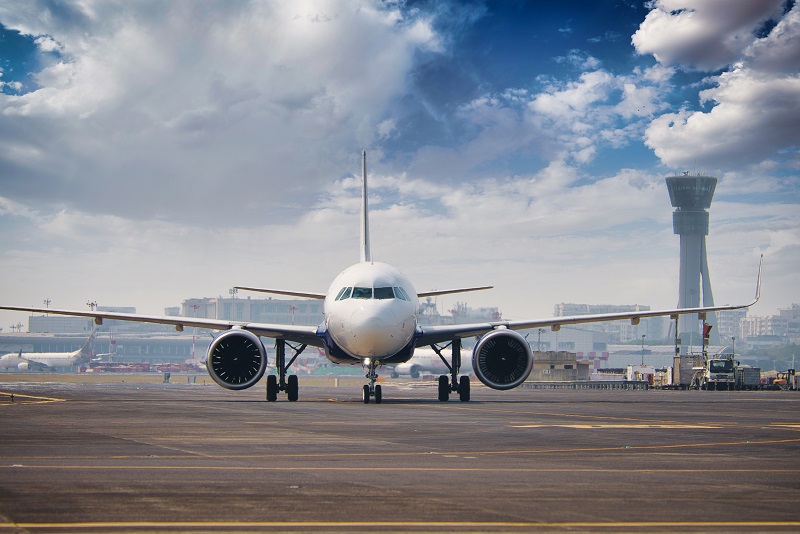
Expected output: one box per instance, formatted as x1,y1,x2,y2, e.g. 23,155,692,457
360,150,372,263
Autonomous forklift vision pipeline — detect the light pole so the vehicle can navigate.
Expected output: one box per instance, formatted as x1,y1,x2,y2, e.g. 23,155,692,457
641,334,646,366
228,288,238,320
732,336,736,356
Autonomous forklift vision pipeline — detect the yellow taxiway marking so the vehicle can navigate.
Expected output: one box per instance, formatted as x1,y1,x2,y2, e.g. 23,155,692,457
512,423,723,429
1,521,800,530
770,422,800,430
0,391,65,405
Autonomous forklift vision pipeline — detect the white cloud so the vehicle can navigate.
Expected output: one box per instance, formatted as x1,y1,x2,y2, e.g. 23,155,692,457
632,0,786,70
0,1,441,225
743,4,800,74
645,67,800,168
640,2,800,170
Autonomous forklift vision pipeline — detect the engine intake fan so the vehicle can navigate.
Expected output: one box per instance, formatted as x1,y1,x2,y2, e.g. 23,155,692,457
472,328,533,390
206,329,267,390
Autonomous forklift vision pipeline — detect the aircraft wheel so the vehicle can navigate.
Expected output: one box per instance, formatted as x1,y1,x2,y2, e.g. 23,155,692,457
362,384,370,404
266,375,278,402
375,384,382,404
287,375,299,402
438,375,450,402
458,375,470,402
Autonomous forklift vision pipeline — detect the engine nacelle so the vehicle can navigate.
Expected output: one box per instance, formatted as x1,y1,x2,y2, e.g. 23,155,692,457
206,329,267,390
17,361,29,371
472,329,533,390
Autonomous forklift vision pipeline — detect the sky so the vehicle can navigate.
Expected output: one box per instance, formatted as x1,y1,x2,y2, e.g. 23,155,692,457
0,0,798,331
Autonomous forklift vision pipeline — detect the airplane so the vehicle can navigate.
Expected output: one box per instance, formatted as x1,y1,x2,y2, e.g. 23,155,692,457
389,346,474,379
0,152,762,403
0,330,95,371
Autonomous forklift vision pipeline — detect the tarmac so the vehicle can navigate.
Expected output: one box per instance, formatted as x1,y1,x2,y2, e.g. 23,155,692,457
1,375,799,532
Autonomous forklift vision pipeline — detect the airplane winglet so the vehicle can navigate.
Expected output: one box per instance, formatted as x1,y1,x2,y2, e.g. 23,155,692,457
360,150,371,264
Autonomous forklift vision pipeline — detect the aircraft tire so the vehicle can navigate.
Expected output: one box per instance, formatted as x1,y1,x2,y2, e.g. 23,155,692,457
362,385,370,404
438,375,449,402
266,375,278,402
375,384,382,404
287,375,299,402
458,376,470,402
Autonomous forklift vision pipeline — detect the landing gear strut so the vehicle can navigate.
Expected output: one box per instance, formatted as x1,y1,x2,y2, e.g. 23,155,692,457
265,339,306,402
363,359,382,404
431,339,470,402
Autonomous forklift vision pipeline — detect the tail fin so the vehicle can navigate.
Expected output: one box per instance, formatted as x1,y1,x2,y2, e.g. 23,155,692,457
360,150,372,263
78,330,95,359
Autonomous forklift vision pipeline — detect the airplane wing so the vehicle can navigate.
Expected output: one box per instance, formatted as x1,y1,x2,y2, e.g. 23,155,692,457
418,257,763,347
0,306,324,348
418,286,493,298
233,286,326,299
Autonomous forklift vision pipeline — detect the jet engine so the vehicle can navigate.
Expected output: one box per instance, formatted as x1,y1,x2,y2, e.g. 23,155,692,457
206,329,267,390
17,361,29,371
472,328,533,390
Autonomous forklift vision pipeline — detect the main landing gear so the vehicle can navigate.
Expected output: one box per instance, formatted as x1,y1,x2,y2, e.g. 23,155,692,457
265,339,306,402
363,359,382,404
431,339,470,402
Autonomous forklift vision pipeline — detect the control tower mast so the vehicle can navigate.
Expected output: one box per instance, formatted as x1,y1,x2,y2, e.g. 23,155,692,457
666,173,720,350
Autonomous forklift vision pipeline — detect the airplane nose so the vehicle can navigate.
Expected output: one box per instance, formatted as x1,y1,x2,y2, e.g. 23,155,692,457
351,310,389,340
348,306,398,357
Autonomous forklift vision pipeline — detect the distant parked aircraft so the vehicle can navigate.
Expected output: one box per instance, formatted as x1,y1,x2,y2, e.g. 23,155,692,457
0,331,94,371
389,346,473,378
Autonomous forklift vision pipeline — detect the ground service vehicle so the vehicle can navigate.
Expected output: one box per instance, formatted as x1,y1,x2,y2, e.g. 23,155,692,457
700,355,736,391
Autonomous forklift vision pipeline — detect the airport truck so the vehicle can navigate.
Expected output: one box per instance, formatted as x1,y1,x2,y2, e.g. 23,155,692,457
698,354,736,391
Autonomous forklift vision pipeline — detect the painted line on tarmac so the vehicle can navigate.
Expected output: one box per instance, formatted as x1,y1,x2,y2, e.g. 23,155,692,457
2,520,800,530
512,423,723,429
5,437,800,463
5,464,800,473
0,391,65,406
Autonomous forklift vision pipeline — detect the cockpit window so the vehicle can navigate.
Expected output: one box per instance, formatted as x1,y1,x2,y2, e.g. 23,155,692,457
335,287,352,301
352,287,373,299
394,287,411,301
374,287,394,299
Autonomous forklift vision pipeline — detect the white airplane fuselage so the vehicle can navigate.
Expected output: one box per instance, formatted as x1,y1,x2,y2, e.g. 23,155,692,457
0,348,89,370
321,261,419,365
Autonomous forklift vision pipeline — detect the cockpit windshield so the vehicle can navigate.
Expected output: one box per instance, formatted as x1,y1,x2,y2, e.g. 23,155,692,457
374,287,394,299
334,286,413,301
352,287,373,299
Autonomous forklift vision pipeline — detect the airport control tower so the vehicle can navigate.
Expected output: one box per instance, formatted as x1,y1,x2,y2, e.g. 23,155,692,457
666,173,720,350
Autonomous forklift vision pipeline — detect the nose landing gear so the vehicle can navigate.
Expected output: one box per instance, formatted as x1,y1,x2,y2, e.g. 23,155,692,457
362,359,382,404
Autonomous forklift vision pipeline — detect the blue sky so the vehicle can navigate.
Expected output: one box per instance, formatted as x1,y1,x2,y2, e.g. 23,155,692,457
0,0,798,329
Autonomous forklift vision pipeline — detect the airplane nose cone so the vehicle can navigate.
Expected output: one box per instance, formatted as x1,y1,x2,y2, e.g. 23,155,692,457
348,306,397,357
